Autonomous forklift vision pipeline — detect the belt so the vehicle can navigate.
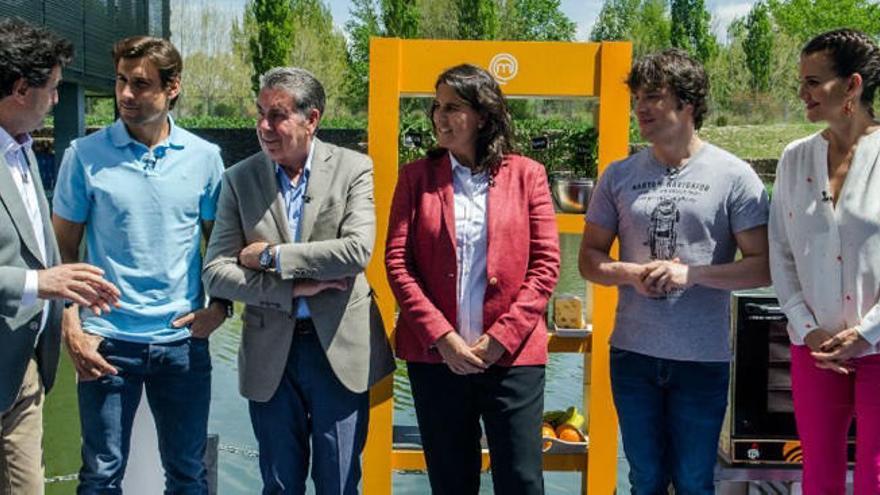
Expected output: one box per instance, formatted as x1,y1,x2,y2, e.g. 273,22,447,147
294,318,315,335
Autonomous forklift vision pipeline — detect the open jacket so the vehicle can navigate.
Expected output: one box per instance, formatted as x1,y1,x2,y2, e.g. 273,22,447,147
385,152,560,366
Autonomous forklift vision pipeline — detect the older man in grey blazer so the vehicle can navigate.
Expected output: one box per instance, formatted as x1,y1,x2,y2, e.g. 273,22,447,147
0,18,118,493
203,67,394,494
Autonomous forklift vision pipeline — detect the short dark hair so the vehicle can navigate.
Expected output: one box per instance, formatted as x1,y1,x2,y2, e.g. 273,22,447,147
113,36,183,109
0,17,73,98
259,67,326,121
802,28,880,117
429,64,515,176
627,49,709,129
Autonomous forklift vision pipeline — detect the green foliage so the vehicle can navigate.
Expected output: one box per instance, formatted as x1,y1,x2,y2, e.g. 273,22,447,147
343,0,382,113
456,0,499,40
416,0,459,39
381,0,420,38
670,0,717,62
590,0,670,56
498,0,576,41
768,0,880,41
744,1,773,93
247,0,295,95
396,113,598,177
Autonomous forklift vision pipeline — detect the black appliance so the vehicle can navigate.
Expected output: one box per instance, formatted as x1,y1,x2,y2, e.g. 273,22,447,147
719,289,856,466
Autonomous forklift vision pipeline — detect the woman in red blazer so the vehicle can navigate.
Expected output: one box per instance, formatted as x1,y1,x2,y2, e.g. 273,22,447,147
385,64,560,494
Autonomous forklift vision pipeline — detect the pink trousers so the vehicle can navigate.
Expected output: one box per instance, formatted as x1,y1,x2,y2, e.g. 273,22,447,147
791,344,880,495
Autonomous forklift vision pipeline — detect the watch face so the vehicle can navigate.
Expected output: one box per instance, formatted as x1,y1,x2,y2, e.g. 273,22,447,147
259,247,272,269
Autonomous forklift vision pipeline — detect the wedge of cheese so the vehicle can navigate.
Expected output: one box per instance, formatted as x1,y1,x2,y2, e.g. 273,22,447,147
554,297,585,329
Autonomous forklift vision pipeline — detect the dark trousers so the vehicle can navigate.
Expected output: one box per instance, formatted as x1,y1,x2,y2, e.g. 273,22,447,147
249,326,369,495
609,347,729,495
407,362,545,495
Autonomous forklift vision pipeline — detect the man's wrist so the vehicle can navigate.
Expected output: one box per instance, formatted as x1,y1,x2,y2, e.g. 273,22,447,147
209,297,233,318
258,244,276,272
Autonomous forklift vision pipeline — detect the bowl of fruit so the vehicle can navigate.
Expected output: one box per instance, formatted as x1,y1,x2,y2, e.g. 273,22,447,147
541,406,588,453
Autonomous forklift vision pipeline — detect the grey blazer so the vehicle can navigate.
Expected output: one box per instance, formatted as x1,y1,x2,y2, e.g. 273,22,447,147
0,147,62,412
203,139,394,400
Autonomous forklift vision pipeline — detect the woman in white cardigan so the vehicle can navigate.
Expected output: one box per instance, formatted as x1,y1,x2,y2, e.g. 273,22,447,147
769,29,880,495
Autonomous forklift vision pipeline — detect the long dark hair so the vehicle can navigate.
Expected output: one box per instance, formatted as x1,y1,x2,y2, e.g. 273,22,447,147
802,28,880,118
428,64,515,176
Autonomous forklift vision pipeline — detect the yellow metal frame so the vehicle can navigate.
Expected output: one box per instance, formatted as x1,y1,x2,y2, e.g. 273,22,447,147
363,38,632,494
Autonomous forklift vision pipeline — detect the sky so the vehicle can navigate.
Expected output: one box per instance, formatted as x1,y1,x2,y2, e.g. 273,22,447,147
208,0,759,42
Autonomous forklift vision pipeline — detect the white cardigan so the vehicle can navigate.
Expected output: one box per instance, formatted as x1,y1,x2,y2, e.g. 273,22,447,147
769,130,880,354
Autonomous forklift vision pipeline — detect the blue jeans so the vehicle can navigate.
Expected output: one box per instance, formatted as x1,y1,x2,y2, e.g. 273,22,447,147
77,337,212,495
249,328,368,495
610,347,729,495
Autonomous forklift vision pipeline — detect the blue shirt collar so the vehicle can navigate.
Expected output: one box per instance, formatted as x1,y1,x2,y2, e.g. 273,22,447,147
109,115,185,151
274,139,316,190
0,126,33,160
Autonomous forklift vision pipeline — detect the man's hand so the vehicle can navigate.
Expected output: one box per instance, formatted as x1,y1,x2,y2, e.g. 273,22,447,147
38,263,120,314
470,334,505,366
641,259,691,294
171,302,228,339
62,307,117,380
625,264,664,297
812,327,871,374
238,241,270,270
293,278,351,298
435,332,489,375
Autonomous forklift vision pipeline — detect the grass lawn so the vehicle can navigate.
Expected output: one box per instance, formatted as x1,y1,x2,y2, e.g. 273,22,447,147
695,122,824,160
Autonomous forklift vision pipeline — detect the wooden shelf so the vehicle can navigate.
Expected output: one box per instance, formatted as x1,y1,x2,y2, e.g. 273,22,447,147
548,332,592,353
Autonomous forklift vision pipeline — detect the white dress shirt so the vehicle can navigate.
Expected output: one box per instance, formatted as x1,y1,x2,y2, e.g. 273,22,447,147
451,153,490,345
769,130,880,353
1,126,49,334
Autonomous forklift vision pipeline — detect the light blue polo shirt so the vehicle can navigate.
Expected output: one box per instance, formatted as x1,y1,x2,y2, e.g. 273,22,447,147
53,118,224,343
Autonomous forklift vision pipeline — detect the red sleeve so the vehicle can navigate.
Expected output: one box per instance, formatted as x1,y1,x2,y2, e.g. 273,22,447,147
384,165,455,349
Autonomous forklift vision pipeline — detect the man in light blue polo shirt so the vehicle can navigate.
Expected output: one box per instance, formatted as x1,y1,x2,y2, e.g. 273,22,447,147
51,36,228,494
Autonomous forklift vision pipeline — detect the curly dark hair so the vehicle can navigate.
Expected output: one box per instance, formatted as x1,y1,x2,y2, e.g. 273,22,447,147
0,17,73,98
113,36,183,109
802,28,880,117
428,64,515,176
627,48,709,129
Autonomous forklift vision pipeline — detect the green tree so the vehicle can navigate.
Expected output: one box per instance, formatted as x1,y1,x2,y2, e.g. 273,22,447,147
343,0,381,113
498,0,576,41
590,0,640,41
744,1,773,93
247,0,294,94
416,0,458,39
288,0,350,119
670,0,717,62
768,0,880,40
456,0,499,40
590,0,670,56
381,0,419,38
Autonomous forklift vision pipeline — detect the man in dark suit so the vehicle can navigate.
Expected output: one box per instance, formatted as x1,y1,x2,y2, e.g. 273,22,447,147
0,17,117,493
203,67,394,494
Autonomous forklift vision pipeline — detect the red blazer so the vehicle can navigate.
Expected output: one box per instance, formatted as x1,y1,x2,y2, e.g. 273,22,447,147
385,152,560,366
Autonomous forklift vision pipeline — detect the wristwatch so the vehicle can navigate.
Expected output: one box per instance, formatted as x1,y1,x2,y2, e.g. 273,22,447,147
259,244,275,272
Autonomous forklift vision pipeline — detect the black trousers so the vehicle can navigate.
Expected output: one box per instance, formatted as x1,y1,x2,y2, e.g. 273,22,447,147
407,362,546,495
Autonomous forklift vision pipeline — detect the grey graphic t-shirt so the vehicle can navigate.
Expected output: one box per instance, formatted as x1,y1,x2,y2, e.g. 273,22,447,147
586,143,769,362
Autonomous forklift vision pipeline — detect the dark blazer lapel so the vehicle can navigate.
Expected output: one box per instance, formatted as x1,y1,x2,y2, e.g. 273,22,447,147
301,138,334,242
0,152,45,266
433,153,456,251
257,152,293,243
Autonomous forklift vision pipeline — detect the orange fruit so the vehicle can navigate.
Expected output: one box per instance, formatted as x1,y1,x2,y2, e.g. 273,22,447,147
542,422,557,450
555,424,584,443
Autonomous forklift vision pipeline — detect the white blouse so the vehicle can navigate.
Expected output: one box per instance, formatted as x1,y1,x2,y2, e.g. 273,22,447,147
769,130,880,354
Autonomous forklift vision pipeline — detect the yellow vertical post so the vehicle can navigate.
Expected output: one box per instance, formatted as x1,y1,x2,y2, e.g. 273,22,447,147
587,41,633,495
363,37,402,495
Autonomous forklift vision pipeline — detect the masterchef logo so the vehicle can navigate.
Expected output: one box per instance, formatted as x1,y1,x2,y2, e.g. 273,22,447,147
489,53,518,84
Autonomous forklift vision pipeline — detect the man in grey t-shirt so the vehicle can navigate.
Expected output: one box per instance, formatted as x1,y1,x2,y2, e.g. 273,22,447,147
578,49,769,494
